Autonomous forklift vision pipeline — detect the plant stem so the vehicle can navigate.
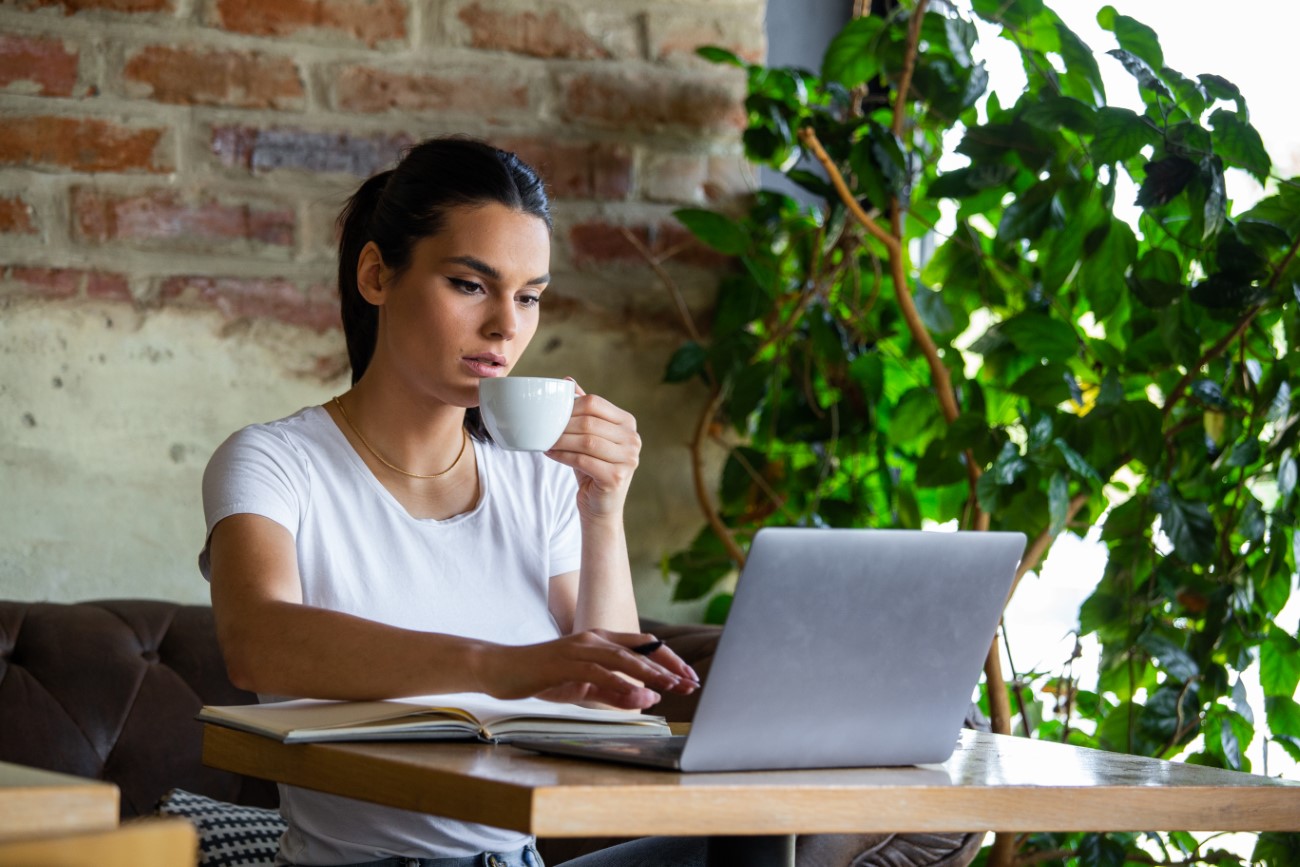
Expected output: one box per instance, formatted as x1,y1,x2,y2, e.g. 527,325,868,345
892,0,929,138
692,388,748,570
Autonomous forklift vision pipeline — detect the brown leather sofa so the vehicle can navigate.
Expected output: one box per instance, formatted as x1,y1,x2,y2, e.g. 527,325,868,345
0,599,983,866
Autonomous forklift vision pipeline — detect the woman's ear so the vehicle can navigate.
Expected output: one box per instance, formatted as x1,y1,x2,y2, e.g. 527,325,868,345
356,241,388,306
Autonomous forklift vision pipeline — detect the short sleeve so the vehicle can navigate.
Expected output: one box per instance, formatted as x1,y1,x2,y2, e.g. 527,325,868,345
547,467,582,578
198,424,308,580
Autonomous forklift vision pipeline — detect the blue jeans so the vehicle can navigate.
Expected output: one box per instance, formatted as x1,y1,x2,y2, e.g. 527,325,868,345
320,844,542,867
556,837,707,867
306,838,707,867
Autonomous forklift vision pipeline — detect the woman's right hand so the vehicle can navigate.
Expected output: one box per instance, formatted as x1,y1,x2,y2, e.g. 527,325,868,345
471,630,700,710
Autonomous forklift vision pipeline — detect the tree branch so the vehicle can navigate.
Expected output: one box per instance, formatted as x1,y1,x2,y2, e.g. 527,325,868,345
619,227,705,346
1162,231,1300,418
892,0,930,138
692,388,748,569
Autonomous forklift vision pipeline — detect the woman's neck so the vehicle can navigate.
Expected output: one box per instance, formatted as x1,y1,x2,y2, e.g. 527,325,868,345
334,376,469,479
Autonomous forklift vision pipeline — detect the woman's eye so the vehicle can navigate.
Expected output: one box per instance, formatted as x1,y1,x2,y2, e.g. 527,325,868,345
449,277,484,294
518,294,542,308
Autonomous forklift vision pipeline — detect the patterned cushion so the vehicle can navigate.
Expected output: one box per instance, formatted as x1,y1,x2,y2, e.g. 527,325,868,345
156,788,285,867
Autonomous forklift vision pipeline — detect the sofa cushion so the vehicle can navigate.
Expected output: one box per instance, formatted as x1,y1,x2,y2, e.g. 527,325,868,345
0,600,277,816
156,788,285,866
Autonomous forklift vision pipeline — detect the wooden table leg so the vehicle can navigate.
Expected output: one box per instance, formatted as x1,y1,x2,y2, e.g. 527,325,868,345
706,834,795,867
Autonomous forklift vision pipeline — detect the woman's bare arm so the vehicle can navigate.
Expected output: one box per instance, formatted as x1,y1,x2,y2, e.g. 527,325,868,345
210,513,692,705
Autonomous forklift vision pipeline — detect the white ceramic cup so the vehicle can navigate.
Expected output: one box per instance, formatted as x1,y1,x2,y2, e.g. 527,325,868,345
477,377,576,451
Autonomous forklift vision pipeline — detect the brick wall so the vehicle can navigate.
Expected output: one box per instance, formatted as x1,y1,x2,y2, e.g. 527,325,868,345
0,0,761,328
0,0,763,617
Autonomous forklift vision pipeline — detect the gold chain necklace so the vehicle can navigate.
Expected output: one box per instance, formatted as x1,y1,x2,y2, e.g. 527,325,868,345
332,396,468,480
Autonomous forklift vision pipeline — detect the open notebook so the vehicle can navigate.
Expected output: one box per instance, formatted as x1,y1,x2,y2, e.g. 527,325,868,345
198,691,669,744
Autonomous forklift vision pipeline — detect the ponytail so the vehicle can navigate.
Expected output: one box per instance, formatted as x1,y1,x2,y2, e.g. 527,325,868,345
336,170,392,384
336,138,551,439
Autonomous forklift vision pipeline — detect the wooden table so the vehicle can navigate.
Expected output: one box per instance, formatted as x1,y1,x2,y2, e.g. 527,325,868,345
0,761,119,842
204,726,1300,866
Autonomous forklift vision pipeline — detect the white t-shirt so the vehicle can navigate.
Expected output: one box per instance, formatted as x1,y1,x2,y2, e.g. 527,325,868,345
199,405,581,864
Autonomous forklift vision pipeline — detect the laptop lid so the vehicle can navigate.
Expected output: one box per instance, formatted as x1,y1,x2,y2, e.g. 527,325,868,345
676,527,1025,772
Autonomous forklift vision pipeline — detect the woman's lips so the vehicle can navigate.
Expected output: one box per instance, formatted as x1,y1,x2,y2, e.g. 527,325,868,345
462,356,507,377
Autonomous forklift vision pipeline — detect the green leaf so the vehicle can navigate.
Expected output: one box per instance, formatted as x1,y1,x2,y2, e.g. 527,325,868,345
1210,109,1272,183
1128,248,1183,308
1106,48,1169,98
1253,833,1300,867
664,341,707,383
999,313,1078,362
696,45,745,67
1220,710,1245,769
913,285,955,334
1010,363,1074,406
1022,95,1097,134
1077,832,1128,867
1097,6,1164,70
997,182,1062,243
1260,630,1300,698
703,592,733,624
1266,696,1300,738
1079,219,1137,319
821,16,884,88
1136,156,1196,209
890,387,943,445
1091,107,1159,165
667,527,737,601
1280,452,1297,498
1151,483,1215,565
674,209,747,255
1055,438,1103,483
1048,472,1069,535
1140,633,1199,682
1057,21,1105,105
1190,379,1231,410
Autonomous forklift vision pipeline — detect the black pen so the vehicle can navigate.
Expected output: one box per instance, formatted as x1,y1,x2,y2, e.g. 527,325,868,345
631,639,663,655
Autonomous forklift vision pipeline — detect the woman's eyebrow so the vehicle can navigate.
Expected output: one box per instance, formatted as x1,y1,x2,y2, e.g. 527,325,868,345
442,255,549,286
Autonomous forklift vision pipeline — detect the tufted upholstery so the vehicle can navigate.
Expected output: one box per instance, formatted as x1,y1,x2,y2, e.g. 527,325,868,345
0,600,276,817
0,600,981,867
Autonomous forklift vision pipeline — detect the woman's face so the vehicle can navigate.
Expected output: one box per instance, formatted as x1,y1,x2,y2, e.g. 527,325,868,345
368,202,552,408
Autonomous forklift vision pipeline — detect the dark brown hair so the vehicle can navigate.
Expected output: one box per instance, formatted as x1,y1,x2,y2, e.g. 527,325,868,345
336,137,552,438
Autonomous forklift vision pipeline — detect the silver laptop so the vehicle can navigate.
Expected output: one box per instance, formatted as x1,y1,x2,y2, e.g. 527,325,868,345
512,527,1026,772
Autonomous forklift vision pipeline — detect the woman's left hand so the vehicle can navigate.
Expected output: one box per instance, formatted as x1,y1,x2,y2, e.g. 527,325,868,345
546,382,640,522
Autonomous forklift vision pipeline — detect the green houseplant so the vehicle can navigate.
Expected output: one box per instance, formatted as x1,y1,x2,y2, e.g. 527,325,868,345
654,1,1300,864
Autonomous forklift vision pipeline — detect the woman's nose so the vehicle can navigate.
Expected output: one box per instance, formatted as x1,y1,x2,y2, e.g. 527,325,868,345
483,299,517,340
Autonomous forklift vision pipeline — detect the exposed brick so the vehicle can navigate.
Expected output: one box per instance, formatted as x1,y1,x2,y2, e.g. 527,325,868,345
0,34,79,96
215,0,408,48
648,16,766,65
161,276,339,331
454,2,623,60
0,117,169,173
13,0,172,12
568,220,730,270
333,65,528,115
211,125,412,176
642,152,753,204
0,266,127,299
72,187,295,249
0,196,37,234
86,271,131,300
494,138,633,201
642,153,707,204
123,45,303,110
560,70,746,134
703,155,752,202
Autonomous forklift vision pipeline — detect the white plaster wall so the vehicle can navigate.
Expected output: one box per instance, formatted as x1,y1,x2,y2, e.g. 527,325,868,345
0,299,716,622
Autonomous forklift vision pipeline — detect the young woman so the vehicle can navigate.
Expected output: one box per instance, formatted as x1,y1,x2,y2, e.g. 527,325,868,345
200,138,707,867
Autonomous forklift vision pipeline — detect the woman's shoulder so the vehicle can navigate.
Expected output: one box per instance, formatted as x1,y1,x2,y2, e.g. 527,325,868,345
209,405,332,468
